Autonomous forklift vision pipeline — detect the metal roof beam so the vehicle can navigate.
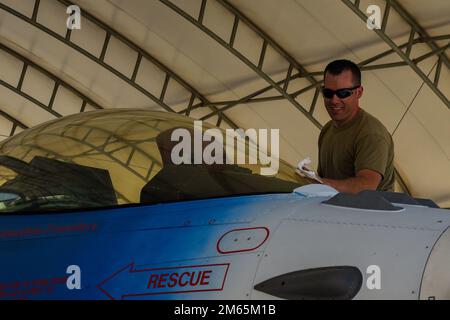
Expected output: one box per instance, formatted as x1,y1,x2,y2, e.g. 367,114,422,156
190,33,450,118
0,109,28,138
342,0,449,109
161,0,323,129
0,110,28,129
160,0,419,194
0,42,105,126
58,0,238,129
386,0,450,70
0,42,103,111
0,0,238,129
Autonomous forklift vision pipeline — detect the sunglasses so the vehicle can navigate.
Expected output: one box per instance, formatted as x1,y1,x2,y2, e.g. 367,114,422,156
321,85,360,99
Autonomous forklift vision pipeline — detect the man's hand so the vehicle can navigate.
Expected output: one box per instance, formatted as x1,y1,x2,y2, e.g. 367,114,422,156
321,169,382,193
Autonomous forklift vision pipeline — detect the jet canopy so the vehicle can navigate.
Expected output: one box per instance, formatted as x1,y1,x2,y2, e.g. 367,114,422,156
0,109,310,213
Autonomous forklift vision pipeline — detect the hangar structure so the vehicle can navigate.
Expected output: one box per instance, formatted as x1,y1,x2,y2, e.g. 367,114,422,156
0,0,448,207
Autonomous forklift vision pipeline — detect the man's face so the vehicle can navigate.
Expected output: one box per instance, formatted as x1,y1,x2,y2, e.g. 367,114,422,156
323,69,363,125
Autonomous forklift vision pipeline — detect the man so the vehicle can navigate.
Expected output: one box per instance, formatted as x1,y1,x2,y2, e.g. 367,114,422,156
317,59,394,193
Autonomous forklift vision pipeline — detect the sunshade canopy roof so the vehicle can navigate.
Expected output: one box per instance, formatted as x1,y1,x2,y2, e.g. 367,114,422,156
0,0,449,207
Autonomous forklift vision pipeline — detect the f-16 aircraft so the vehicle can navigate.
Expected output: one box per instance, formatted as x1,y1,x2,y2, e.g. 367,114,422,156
0,109,448,300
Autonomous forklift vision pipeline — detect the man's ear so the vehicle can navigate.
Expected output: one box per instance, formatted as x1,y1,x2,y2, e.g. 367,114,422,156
356,85,363,99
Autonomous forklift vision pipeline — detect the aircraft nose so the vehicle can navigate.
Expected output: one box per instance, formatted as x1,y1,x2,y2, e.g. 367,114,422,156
420,227,450,300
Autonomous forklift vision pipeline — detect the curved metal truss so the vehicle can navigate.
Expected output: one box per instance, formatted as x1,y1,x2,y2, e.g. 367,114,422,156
0,0,436,195
0,0,238,129
342,0,450,109
161,0,423,194
0,42,103,138
161,0,324,128
163,0,449,121
0,109,28,137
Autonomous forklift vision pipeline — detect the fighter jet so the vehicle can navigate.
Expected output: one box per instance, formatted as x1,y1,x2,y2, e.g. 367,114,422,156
0,109,448,300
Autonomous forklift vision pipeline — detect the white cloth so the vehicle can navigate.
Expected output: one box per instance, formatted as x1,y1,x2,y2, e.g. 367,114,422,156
296,157,323,183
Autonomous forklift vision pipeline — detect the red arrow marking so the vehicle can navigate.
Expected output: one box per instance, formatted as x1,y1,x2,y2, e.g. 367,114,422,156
98,263,230,300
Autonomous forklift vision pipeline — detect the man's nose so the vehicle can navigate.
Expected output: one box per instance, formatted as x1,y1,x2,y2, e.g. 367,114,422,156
330,94,341,105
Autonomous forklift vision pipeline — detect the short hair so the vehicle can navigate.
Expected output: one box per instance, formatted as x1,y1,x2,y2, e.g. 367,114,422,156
324,59,361,86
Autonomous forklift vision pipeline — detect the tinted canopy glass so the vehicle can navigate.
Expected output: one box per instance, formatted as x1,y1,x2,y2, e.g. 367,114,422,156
0,109,310,213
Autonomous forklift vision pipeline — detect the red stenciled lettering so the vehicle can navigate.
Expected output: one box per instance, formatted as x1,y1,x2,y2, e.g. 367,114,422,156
30,287,42,295
33,279,49,287
51,277,66,285
200,270,212,285
179,272,190,287
157,273,168,288
168,272,179,288
147,274,159,289
189,271,202,286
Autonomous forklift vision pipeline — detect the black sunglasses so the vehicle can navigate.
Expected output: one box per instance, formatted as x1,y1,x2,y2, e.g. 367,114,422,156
321,85,360,99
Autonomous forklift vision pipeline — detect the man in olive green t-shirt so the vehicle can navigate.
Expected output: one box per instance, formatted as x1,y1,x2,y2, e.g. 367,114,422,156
317,60,394,193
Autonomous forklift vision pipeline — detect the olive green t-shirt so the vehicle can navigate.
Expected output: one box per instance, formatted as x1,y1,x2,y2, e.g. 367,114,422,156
318,109,395,191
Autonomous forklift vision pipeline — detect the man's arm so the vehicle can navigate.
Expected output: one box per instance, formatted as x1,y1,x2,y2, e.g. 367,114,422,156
321,169,382,193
